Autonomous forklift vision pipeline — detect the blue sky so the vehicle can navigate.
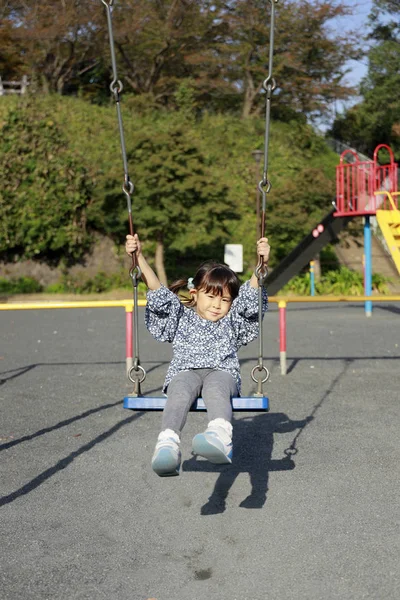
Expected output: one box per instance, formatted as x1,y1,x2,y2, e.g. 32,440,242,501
332,0,373,87
313,1,374,129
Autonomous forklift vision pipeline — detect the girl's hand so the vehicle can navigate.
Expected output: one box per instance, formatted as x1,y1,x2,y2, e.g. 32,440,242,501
125,234,142,257
257,237,270,264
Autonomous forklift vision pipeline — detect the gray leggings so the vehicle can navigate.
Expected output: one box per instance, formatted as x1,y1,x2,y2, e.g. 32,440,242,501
162,369,238,434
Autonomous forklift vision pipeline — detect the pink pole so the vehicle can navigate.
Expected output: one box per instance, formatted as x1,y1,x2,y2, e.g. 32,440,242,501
126,309,133,375
279,300,287,375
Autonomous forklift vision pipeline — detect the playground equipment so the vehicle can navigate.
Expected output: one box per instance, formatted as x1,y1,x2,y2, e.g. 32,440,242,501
375,191,400,274
266,144,399,313
265,207,352,295
100,0,280,411
335,144,399,315
335,144,398,216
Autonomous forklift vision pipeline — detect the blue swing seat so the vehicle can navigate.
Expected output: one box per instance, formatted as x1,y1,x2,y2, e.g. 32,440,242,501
123,395,269,411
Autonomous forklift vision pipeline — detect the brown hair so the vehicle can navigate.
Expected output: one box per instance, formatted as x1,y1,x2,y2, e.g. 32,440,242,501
169,261,240,307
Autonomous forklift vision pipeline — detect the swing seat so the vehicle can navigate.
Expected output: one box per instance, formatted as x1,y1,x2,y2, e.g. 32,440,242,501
123,395,269,411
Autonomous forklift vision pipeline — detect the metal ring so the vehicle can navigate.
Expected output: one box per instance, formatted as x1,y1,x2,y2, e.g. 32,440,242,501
101,0,114,6
129,265,142,281
255,264,268,280
123,179,134,196
251,365,270,384
262,77,276,93
110,79,123,95
128,365,146,385
258,179,272,194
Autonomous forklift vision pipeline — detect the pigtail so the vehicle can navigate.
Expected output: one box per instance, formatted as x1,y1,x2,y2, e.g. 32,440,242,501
169,279,195,306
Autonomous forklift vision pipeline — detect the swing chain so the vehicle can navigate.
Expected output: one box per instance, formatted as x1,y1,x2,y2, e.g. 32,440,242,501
128,268,144,396
101,0,136,243
262,0,279,96
102,0,146,391
258,0,278,213
250,285,270,394
251,0,278,395
255,0,278,273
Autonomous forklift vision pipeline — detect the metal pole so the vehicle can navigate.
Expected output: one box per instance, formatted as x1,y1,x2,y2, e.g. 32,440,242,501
126,308,133,374
364,216,372,317
252,149,263,242
310,261,315,297
256,177,261,242
279,300,287,375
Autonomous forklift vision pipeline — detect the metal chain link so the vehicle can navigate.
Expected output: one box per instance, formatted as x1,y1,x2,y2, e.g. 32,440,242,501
101,0,139,270
101,0,144,394
252,0,278,394
256,0,278,278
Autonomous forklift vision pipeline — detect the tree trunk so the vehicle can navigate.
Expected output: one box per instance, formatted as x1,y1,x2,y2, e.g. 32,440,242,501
40,73,50,94
155,234,168,286
57,76,66,95
241,65,262,119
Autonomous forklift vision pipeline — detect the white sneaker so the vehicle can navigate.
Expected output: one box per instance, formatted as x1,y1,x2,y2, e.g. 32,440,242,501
192,418,233,464
151,429,181,477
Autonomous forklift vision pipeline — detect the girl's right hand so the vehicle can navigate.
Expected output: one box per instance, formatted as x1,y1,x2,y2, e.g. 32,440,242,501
125,234,141,257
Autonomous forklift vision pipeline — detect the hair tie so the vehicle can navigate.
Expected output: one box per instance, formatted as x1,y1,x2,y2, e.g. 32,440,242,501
187,277,195,290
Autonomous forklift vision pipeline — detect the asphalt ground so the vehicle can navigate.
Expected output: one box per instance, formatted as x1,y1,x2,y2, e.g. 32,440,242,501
1,301,399,600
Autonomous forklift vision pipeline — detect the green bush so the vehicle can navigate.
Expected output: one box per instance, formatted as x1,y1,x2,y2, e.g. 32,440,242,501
0,276,43,294
319,267,364,295
370,272,392,295
280,273,312,296
44,282,68,294
44,271,147,296
0,100,94,265
1,96,339,282
281,267,391,296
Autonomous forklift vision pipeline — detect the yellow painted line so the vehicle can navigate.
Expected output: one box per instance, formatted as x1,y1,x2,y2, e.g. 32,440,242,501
0,295,399,311
271,295,400,303
0,300,146,310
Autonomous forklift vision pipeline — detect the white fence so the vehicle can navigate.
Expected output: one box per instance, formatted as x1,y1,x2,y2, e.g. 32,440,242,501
0,75,29,96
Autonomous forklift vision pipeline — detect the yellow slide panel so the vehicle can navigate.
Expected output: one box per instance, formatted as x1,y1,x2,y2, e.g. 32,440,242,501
375,192,400,275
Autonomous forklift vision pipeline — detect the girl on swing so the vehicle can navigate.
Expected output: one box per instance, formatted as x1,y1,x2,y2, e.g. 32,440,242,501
125,233,270,477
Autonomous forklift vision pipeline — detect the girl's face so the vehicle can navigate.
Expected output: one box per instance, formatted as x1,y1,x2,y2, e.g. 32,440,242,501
190,287,233,321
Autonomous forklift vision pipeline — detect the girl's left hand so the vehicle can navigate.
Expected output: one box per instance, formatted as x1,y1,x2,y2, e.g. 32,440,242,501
257,237,270,263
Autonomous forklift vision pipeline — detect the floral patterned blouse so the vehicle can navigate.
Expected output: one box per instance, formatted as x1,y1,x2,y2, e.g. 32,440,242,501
145,281,268,394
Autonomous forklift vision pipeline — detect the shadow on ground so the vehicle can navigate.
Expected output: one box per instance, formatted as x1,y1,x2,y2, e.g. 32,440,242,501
183,412,312,514
183,363,352,514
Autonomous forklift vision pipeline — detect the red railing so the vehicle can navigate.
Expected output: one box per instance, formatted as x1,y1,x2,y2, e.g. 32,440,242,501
335,144,398,216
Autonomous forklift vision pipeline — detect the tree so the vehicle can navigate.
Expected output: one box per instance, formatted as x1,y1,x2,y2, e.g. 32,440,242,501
206,0,359,120
1,1,104,94
106,0,231,107
0,4,25,81
330,0,400,158
0,94,339,280
102,113,238,284
2,0,359,122
0,101,94,264
110,0,359,120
